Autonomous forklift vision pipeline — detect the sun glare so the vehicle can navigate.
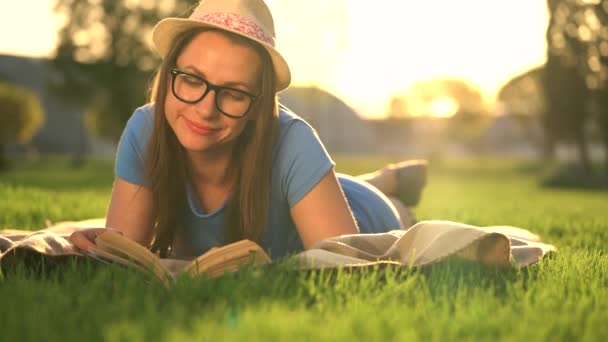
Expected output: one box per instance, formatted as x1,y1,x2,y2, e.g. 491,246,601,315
275,0,548,118
429,98,460,118
408,97,460,118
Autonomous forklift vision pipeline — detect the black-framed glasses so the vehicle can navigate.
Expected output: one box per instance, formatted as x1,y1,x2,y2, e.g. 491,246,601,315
170,68,259,119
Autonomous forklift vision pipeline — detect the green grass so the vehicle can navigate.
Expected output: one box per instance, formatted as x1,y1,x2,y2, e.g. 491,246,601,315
1,156,607,341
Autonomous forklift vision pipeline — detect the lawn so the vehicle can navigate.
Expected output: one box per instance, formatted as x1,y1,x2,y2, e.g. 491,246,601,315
1,156,607,341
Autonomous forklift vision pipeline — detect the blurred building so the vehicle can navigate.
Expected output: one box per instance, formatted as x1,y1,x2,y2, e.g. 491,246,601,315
279,86,374,154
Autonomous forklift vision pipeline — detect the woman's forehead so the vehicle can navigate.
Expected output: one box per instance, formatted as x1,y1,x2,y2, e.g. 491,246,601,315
176,31,262,82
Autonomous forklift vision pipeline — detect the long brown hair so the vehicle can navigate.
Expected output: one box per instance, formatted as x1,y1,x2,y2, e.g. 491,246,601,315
146,28,278,256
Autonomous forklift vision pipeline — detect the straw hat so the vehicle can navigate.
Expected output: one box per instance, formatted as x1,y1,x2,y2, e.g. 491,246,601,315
152,0,291,91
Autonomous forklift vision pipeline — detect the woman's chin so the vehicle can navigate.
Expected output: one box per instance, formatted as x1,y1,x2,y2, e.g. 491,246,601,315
175,135,212,153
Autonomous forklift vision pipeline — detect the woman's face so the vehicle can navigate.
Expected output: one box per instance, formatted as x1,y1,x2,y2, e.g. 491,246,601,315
165,30,262,156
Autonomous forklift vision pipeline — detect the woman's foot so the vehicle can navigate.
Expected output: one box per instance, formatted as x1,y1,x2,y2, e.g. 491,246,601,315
388,160,427,207
356,159,428,207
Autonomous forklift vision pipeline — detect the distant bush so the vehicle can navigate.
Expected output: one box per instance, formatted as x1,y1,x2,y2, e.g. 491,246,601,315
0,82,45,169
0,82,45,144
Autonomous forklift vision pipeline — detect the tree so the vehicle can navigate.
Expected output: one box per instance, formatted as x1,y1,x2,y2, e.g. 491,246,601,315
407,79,490,147
589,1,608,177
0,82,45,170
406,78,487,117
497,66,545,117
385,79,490,155
544,0,594,173
544,0,608,177
387,96,409,118
51,0,197,141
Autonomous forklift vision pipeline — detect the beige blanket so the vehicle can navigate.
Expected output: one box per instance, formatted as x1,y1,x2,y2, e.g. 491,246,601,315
0,219,555,270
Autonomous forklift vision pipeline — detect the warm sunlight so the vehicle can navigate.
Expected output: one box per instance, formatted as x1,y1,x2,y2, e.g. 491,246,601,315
429,98,460,118
407,97,460,118
271,0,549,118
0,0,549,118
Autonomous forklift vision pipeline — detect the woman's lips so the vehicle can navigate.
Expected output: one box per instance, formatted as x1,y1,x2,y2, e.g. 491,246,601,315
182,117,219,136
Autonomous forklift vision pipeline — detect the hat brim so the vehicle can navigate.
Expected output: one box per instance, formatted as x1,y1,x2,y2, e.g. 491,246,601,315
152,18,291,91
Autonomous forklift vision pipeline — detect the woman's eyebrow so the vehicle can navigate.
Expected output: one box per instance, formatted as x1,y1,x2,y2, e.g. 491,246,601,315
222,80,252,90
179,65,207,78
179,64,253,90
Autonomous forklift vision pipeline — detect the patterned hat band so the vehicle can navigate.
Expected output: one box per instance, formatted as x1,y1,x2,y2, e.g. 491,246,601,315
196,13,275,47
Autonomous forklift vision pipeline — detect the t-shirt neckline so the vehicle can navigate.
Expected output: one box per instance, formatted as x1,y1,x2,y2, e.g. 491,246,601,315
186,182,228,218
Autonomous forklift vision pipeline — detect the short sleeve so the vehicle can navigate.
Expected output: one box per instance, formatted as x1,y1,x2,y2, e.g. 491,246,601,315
114,105,154,187
275,121,335,208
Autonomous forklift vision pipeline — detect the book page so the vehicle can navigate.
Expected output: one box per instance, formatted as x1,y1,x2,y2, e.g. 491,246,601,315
94,231,173,286
184,240,270,276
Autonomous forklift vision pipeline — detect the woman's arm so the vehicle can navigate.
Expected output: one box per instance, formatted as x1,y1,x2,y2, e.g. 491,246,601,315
70,106,156,251
69,177,154,251
105,177,155,244
290,169,359,249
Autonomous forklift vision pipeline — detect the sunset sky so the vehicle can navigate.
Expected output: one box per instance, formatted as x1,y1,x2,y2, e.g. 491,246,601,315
0,0,549,118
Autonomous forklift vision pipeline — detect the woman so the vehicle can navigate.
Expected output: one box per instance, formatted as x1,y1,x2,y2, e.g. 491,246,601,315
70,0,426,259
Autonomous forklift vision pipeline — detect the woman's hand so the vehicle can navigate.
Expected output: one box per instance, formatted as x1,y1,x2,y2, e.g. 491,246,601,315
69,228,110,252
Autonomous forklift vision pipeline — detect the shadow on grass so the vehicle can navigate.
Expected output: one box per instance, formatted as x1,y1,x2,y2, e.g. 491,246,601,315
426,158,540,181
425,158,607,192
540,163,608,191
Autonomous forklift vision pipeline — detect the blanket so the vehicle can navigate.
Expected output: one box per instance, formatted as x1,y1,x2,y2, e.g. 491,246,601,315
0,219,556,270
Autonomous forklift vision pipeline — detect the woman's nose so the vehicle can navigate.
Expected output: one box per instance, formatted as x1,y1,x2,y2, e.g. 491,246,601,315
194,89,219,118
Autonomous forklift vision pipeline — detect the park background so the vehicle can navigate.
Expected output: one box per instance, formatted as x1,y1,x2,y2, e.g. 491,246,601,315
0,0,607,179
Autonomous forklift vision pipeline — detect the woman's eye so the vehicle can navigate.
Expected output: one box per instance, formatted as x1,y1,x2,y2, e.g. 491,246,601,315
183,75,203,86
224,90,247,101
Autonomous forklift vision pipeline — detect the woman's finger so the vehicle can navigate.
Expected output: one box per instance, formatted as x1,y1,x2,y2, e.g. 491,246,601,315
69,231,98,252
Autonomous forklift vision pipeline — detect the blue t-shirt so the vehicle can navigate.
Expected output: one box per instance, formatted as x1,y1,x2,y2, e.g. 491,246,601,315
115,103,400,259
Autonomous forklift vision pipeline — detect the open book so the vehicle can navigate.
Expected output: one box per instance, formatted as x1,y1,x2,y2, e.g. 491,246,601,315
89,231,270,288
